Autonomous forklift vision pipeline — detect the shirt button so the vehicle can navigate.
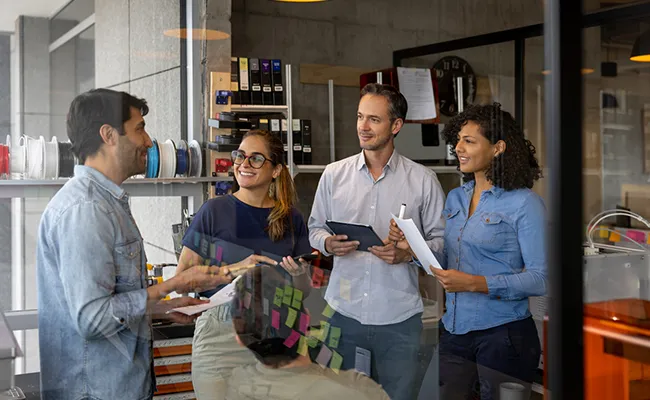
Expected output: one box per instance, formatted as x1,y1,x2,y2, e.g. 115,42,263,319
458,237,461,242
371,206,375,209
366,271,369,275
456,258,459,263
364,293,368,297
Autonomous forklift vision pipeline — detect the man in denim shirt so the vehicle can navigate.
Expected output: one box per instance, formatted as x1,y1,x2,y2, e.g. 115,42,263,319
37,89,230,400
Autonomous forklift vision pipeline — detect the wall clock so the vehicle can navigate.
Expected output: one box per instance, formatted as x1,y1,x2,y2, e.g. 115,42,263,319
432,56,477,117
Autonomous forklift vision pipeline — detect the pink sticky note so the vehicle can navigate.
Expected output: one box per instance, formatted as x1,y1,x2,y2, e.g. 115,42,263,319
315,345,333,367
283,330,300,348
216,246,223,263
627,230,646,243
299,313,311,334
271,310,280,329
244,292,252,309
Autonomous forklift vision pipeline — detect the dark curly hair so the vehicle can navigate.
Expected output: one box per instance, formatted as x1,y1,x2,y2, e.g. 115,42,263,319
442,102,542,190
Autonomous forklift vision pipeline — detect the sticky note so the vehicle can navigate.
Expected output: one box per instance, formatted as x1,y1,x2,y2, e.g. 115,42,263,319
297,335,308,356
307,336,318,348
319,321,331,342
312,267,324,288
329,326,341,349
263,298,269,316
340,278,351,301
292,288,303,309
194,232,200,248
244,292,252,309
628,230,646,243
271,310,280,329
283,285,293,305
286,308,298,328
599,227,609,239
209,243,216,260
299,312,311,333
330,351,343,374
216,246,223,263
610,231,621,242
315,345,333,367
322,304,335,318
283,330,300,348
274,288,283,307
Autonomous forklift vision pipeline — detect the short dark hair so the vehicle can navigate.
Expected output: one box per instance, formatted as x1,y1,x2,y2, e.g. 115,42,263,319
442,102,542,190
67,88,149,164
360,83,408,122
231,265,306,368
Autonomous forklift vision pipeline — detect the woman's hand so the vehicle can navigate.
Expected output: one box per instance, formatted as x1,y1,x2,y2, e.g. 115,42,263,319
388,219,415,256
228,254,278,275
279,251,318,276
432,268,488,294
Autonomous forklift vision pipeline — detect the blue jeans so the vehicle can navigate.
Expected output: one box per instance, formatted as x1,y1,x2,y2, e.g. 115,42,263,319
434,317,541,400
329,311,423,400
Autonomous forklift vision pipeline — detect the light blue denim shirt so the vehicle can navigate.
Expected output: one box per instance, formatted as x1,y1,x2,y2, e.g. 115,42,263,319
439,181,548,335
37,165,153,400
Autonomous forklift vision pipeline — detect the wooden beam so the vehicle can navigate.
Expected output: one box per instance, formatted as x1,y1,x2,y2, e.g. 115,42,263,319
300,63,372,87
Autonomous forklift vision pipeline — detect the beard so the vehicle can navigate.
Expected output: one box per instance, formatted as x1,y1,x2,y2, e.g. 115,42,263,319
117,139,147,178
359,133,392,151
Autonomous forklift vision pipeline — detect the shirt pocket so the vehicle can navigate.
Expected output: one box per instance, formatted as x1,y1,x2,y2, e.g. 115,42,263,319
469,212,510,245
443,208,461,221
114,241,143,291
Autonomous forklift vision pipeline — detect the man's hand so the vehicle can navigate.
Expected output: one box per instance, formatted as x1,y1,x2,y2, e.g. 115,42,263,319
369,240,412,265
432,268,488,293
388,218,414,255
325,235,360,257
172,265,232,294
151,296,210,325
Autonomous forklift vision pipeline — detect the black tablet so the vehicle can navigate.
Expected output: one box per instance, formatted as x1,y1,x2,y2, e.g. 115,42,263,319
325,220,385,252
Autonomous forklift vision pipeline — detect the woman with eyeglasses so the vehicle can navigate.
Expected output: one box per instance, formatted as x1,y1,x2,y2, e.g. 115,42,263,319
174,129,315,400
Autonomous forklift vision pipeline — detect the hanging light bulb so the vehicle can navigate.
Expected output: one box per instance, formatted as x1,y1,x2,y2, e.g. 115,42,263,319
630,29,650,62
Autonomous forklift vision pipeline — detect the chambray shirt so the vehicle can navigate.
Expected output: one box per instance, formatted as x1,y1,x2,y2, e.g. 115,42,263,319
37,166,153,400
308,150,445,325
440,181,548,335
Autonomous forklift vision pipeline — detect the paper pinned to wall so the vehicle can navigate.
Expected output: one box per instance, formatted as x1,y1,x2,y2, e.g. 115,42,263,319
396,67,437,120
391,213,441,274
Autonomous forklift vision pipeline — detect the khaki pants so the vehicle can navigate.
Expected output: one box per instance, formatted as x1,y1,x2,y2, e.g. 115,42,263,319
191,304,257,400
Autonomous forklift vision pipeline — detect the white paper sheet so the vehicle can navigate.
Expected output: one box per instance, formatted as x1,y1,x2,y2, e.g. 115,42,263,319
396,67,437,120
170,275,242,316
391,213,442,275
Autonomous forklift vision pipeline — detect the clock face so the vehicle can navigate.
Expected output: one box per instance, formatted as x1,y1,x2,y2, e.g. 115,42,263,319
433,56,477,117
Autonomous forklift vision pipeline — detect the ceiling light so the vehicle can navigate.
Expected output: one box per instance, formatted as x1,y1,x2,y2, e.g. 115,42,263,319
164,28,230,41
541,68,594,75
630,29,650,62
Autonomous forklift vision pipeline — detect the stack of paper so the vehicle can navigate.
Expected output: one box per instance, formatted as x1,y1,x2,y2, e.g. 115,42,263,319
171,275,242,316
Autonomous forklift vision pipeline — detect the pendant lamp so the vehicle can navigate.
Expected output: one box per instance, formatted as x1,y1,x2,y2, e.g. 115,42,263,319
630,29,650,62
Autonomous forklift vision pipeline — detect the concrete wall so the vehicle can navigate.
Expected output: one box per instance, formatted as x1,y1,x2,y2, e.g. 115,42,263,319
0,33,12,312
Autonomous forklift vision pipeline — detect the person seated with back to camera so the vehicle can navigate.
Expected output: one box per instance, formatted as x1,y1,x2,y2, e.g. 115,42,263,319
216,264,391,400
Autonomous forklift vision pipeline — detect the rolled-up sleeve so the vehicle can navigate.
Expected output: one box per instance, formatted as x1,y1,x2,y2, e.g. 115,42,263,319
52,201,147,340
308,166,333,256
485,192,548,300
421,172,446,255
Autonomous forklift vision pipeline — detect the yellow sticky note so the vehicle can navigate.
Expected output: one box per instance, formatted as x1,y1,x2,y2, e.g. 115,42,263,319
283,285,293,305
322,304,335,318
609,231,621,242
292,288,303,309
330,351,343,374
297,335,308,356
319,321,331,342
329,326,341,349
340,278,351,301
286,308,298,328
307,336,319,348
274,287,283,307
599,227,609,239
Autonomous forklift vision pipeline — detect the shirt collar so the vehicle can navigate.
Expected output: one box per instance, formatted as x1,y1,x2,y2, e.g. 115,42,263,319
356,149,400,171
462,180,505,199
74,165,127,201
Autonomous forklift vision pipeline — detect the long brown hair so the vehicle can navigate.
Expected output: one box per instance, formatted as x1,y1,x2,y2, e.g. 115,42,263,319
241,129,297,241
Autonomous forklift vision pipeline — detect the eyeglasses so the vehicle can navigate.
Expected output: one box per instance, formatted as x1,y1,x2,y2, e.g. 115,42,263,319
230,150,273,169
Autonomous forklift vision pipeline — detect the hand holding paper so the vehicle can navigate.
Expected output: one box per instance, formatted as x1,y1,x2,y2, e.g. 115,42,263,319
390,213,442,275
171,275,242,316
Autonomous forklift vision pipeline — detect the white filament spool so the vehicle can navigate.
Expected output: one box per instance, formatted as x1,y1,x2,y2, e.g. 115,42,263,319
43,137,59,178
26,136,45,179
11,136,28,176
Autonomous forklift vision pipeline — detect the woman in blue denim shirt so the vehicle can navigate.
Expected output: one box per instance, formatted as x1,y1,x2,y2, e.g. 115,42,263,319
391,103,547,400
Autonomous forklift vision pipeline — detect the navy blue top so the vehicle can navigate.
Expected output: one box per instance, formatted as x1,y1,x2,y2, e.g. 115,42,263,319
182,194,312,296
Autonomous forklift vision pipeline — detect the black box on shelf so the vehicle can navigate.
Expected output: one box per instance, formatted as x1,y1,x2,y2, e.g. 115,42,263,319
281,119,289,163
261,59,273,105
238,57,251,105
250,58,263,105
272,59,284,105
301,119,312,165
259,118,269,131
292,119,302,166
270,119,281,139
230,57,240,105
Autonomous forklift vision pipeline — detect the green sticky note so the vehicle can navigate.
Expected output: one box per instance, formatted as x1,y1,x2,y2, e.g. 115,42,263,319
319,321,330,342
292,288,303,309
329,326,341,349
322,304,335,318
307,336,319,348
286,308,298,328
274,287,283,307
297,335,308,356
283,285,293,306
330,351,343,374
